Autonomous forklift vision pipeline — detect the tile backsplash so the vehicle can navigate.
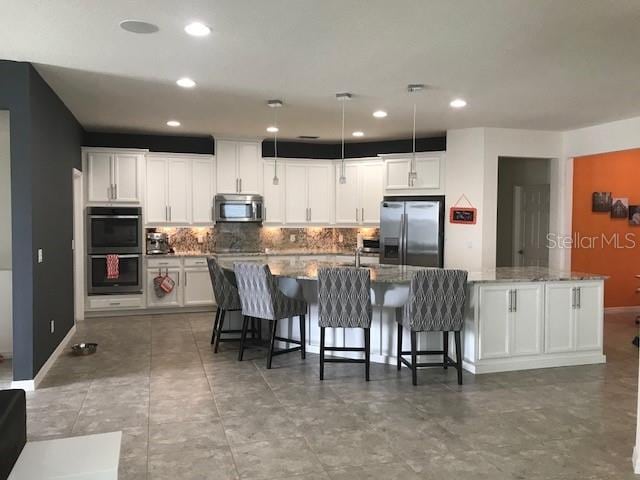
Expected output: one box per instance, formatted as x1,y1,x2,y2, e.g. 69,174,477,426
151,225,379,254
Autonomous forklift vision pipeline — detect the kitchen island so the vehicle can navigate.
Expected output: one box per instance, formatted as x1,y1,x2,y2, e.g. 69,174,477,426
217,256,607,374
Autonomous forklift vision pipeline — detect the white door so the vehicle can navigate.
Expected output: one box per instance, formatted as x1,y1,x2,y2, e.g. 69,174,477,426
216,141,238,193
513,184,550,267
285,164,308,224
335,164,359,224
478,285,511,359
237,142,260,193
262,160,285,224
510,284,544,356
146,268,182,308
413,156,441,189
544,283,575,353
86,152,113,202
574,283,603,351
384,158,411,190
184,269,215,306
192,158,215,224
359,163,383,224
167,158,190,224
145,157,168,224
112,154,140,202
307,164,333,224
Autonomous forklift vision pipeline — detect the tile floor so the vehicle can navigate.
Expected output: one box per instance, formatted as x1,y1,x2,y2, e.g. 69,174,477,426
2,311,639,479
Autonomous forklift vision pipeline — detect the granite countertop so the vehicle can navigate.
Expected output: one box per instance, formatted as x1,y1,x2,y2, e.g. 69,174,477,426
214,257,607,285
147,249,378,258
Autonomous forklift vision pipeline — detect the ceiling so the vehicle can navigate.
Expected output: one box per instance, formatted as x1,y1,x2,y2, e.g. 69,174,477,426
1,0,640,140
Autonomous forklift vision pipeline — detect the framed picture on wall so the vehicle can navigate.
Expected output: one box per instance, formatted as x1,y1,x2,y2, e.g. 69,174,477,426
611,197,629,219
629,206,640,225
592,192,612,212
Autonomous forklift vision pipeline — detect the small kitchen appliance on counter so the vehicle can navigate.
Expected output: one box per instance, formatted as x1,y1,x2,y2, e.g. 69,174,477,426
146,232,171,255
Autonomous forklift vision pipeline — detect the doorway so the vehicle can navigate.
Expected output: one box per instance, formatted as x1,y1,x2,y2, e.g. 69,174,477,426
496,157,551,267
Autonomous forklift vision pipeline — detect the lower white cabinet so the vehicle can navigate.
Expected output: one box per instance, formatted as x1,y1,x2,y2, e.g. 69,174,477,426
146,268,182,308
466,279,605,374
478,283,543,360
145,257,214,309
184,269,215,306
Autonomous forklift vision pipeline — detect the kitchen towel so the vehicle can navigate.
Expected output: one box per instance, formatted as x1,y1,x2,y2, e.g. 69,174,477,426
106,254,119,280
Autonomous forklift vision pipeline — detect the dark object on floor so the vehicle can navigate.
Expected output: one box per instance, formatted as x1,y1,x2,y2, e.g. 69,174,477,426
71,343,98,355
0,389,26,480
633,336,639,347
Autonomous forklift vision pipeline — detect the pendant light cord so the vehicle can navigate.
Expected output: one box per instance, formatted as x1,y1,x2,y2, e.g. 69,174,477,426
341,101,346,178
412,103,417,173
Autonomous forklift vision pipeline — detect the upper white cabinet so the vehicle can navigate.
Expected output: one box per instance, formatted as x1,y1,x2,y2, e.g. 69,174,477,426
381,152,444,194
284,161,333,225
335,160,383,225
545,281,603,354
216,140,260,194
84,149,144,204
262,159,285,224
145,153,214,225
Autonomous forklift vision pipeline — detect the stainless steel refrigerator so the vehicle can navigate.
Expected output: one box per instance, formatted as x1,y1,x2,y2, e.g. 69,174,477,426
379,196,445,267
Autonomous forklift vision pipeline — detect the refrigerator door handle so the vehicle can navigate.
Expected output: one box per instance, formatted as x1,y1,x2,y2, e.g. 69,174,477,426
400,213,408,265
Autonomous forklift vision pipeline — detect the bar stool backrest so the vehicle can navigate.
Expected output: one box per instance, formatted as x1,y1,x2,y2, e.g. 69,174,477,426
234,262,280,320
207,257,241,311
318,267,372,328
404,269,468,332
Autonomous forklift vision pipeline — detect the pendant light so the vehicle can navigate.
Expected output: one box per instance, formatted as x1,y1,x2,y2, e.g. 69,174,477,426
336,92,352,184
407,84,424,187
267,99,283,185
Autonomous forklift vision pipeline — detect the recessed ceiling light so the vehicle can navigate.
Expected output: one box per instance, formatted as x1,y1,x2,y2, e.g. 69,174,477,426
373,110,387,118
266,126,279,133
119,20,159,34
450,98,467,108
352,131,364,137
185,22,211,37
166,120,181,127
176,77,196,88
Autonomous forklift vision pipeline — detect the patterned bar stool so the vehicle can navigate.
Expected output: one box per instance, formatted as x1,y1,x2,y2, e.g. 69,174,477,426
207,257,259,353
397,269,468,385
318,267,372,381
234,263,307,368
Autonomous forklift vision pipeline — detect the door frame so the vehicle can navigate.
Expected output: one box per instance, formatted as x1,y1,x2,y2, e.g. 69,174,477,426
73,168,84,321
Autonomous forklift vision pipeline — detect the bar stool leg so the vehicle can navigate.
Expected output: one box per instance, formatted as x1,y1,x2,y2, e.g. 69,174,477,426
410,331,418,386
300,315,306,359
211,309,221,345
319,327,325,380
238,316,250,361
364,327,371,381
251,317,256,339
213,309,226,353
443,331,449,369
454,330,463,385
267,319,278,369
397,323,403,371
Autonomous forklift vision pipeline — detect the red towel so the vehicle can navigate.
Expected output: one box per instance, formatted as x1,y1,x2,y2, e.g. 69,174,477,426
106,254,119,280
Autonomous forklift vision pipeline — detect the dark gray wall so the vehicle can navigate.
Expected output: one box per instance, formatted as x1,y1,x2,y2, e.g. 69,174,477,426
0,61,83,380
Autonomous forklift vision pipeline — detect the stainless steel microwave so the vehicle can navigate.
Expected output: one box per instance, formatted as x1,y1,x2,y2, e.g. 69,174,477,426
214,194,263,223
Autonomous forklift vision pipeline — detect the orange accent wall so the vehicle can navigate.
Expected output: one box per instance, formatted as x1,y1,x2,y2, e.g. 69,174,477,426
572,148,640,307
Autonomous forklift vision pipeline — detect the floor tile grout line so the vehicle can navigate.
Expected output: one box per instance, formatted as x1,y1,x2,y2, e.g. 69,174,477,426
189,308,243,480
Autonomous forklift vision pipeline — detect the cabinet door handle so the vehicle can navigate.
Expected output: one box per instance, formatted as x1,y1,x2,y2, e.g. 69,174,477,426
169,206,172,221
114,183,117,199
177,272,179,286
361,208,364,222
408,172,411,187
571,287,576,309
356,208,359,222
239,178,242,192
576,287,581,309
508,290,512,312
184,272,187,286
513,289,517,312
308,207,311,222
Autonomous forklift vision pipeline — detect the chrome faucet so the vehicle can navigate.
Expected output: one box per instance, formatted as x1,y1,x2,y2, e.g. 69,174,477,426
355,246,363,268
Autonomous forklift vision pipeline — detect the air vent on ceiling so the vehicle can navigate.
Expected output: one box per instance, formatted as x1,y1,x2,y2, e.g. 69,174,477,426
297,135,320,140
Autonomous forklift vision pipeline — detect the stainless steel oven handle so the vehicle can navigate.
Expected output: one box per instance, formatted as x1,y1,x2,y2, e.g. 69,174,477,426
90,254,140,258
88,215,141,219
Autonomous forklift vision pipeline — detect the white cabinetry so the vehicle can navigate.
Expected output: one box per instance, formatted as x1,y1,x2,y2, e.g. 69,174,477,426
478,283,543,360
335,160,383,225
545,282,603,354
191,157,216,224
262,159,285,224
284,161,333,225
84,149,143,204
145,256,214,309
146,268,182,308
216,140,260,194
381,152,444,195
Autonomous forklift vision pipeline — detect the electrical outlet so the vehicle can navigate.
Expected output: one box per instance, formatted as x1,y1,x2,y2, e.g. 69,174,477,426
289,234,296,243
338,234,344,243
38,248,44,263
50,320,55,334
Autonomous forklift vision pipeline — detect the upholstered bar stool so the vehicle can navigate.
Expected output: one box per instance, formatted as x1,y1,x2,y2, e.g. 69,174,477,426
207,257,260,353
396,269,468,385
234,262,307,368
317,267,372,381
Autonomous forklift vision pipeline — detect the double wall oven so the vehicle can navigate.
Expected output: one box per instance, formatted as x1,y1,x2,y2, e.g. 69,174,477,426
87,207,143,295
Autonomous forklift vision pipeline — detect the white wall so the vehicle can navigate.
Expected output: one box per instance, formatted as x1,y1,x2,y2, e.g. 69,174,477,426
0,111,11,356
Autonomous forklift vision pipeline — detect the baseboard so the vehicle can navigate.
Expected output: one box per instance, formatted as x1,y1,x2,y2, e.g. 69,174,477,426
605,305,640,314
463,352,606,374
84,306,215,318
633,445,640,474
11,325,77,391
